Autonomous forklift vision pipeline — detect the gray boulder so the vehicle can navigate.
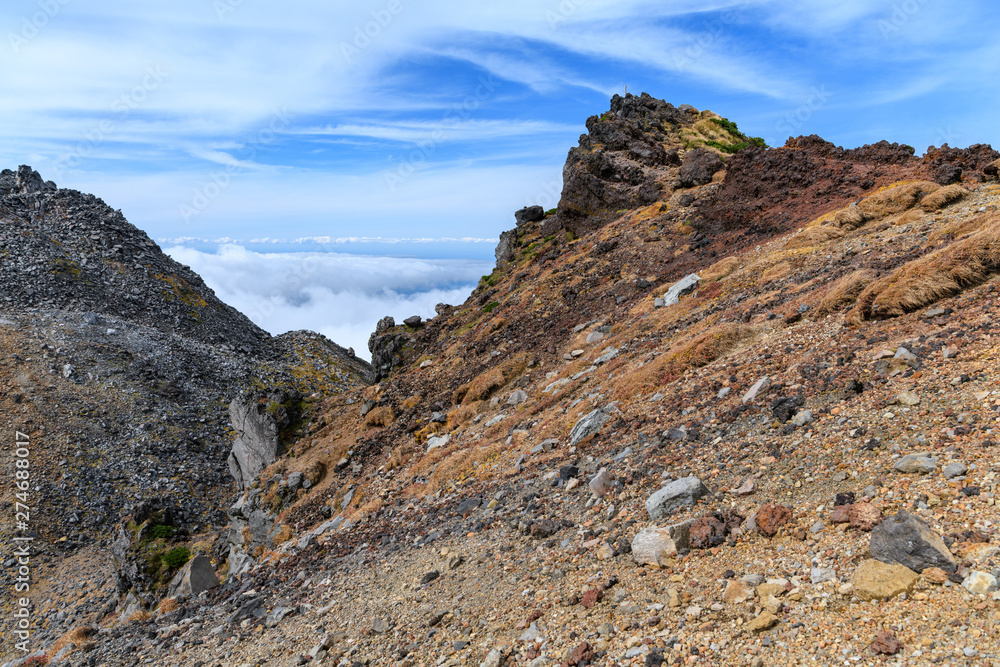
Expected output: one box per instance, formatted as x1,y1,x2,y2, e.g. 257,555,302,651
167,554,219,598
569,408,609,447
869,510,956,573
662,274,700,306
227,390,302,489
645,476,710,521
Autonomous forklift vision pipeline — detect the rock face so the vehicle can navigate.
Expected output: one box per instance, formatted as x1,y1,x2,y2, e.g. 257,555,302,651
368,315,415,382
678,148,724,188
645,477,710,521
556,93,700,236
494,228,518,268
167,555,219,599
869,510,957,573
228,389,301,490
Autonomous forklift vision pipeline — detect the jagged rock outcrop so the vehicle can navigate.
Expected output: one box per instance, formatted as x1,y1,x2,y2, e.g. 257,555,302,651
368,316,416,382
228,388,302,489
555,93,700,235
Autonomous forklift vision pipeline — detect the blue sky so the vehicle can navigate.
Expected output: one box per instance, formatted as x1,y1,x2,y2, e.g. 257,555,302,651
3,0,999,257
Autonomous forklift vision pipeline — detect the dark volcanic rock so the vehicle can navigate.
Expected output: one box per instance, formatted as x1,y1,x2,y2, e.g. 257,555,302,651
368,315,416,382
556,93,698,235
869,510,957,573
678,148,724,188
514,205,545,225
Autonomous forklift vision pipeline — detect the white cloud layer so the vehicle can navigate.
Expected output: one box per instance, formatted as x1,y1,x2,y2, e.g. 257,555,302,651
166,244,490,360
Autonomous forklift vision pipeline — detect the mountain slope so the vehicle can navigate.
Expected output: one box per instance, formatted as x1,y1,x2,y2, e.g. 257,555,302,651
7,94,1000,666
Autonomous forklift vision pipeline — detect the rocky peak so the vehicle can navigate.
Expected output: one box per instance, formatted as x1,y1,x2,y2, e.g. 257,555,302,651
2,164,56,195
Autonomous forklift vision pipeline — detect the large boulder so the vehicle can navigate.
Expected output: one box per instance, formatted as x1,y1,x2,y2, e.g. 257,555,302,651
645,477,710,521
869,510,956,573
368,315,417,382
228,389,300,489
569,408,609,447
167,554,219,598
514,205,545,226
662,274,700,306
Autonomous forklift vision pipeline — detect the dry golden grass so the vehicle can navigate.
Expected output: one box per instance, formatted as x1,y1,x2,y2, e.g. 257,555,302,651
920,184,968,212
833,206,866,230
814,270,876,316
464,368,504,403
462,354,528,404
364,405,394,428
927,213,989,245
127,610,152,623
612,323,758,400
402,394,422,410
272,524,293,545
759,261,793,285
858,181,940,218
424,439,510,494
784,225,846,250
448,401,482,427
48,627,95,658
702,256,740,281
848,214,1000,322
157,598,180,614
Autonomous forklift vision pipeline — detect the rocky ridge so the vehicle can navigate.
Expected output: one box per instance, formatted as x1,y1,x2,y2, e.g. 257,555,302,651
6,94,1000,666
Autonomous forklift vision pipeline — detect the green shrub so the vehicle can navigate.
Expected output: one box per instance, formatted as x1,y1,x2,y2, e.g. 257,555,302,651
149,524,174,540
162,547,191,569
544,208,557,217
483,301,500,313
705,117,769,153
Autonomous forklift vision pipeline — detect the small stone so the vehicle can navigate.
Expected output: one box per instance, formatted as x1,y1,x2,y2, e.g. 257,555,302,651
589,467,613,497
723,580,753,604
962,571,999,595
810,567,836,585
943,460,968,479
742,377,771,404
869,510,956,573
595,543,615,560
921,567,949,585
631,523,690,566
754,504,792,537
420,570,440,585
848,502,881,531
896,391,920,406
746,611,778,633
893,452,936,474
645,476,710,521
871,630,903,655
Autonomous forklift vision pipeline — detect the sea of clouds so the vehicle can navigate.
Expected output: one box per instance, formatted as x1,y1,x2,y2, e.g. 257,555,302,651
165,244,492,360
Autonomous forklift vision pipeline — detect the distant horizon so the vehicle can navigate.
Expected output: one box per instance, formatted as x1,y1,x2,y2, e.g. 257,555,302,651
3,1,998,245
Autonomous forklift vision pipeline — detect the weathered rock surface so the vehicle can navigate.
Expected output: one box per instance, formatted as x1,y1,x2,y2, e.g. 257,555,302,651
869,510,957,573
645,477,710,521
167,555,219,599
852,559,918,601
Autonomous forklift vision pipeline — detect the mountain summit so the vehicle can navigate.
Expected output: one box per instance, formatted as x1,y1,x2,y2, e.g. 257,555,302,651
5,94,1000,665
